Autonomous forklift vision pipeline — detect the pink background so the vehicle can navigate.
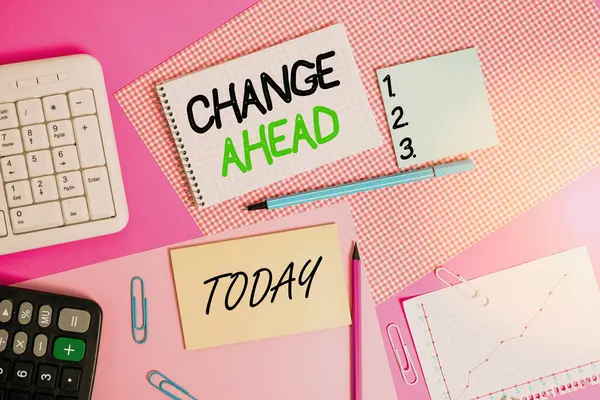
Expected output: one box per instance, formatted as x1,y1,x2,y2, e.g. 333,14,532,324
0,0,258,280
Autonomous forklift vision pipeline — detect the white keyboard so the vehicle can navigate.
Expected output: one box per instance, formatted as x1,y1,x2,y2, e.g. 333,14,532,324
0,55,128,255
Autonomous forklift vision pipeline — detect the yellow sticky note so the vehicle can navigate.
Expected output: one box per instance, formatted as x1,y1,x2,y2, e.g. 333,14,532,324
170,224,351,350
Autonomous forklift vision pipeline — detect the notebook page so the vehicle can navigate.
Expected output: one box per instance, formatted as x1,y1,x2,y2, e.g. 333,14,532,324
404,247,600,400
158,24,380,206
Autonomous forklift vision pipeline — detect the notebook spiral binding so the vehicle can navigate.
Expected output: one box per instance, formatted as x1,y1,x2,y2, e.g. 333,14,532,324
156,85,204,206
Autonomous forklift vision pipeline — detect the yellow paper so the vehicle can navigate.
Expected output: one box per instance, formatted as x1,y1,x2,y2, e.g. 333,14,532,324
170,224,351,350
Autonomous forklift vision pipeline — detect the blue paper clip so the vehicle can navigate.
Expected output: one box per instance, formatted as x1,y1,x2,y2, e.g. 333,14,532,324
131,276,148,344
148,370,198,400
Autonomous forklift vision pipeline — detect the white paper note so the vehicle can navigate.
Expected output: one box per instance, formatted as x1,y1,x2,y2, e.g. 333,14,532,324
405,247,600,400
377,48,498,169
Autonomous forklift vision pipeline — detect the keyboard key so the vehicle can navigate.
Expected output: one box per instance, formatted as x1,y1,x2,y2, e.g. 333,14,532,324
5,181,33,208
83,167,115,219
0,300,13,323
16,98,44,126
31,176,59,203
17,302,33,325
26,150,54,177
1,155,28,182
68,89,96,116
33,334,48,357
0,103,18,130
8,391,28,400
0,389,3,400
62,197,90,225
73,116,105,168
42,94,70,121
58,309,91,333
38,305,53,328
48,120,75,147
11,361,32,385
56,171,84,199
33,395,52,400
10,202,64,234
0,330,7,352
12,332,28,355
0,129,23,156
0,212,6,237
60,368,81,391
52,146,80,173
53,337,86,362
21,124,49,151
0,359,8,383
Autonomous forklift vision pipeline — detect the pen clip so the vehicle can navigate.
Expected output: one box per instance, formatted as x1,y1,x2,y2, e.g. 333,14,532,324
148,370,198,400
434,267,489,306
131,276,148,344
386,323,419,386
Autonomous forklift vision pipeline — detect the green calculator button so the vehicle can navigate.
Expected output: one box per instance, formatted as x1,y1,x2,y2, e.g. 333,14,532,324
53,337,86,362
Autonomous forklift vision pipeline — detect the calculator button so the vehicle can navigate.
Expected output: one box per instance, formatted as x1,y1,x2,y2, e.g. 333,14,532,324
58,309,91,333
0,300,13,323
16,99,45,126
5,181,33,208
0,359,8,383
33,334,48,357
62,197,90,225
8,391,28,400
68,90,96,117
31,176,59,203
0,129,23,156
83,167,115,219
0,330,8,352
0,212,6,237
10,202,64,234
1,155,28,182
42,94,70,121
53,337,85,362
47,120,75,147
17,302,33,325
37,365,57,388
21,124,49,151
52,146,80,173
60,368,81,391
73,116,105,168
56,172,84,199
38,305,53,328
12,332,28,355
0,103,18,130
26,150,54,178
11,361,32,385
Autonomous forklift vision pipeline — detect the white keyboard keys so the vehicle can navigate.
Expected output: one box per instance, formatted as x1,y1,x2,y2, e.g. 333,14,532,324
26,150,54,177
0,211,7,237
22,124,49,151
57,171,84,198
73,116,105,168
16,98,45,125
52,145,80,172
1,155,28,182
0,103,18,130
48,120,75,147
83,167,115,219
10,202,63,234
0,129,23,156
68,89,96,116
62,197,89,224
42,94,70,121
31,176,59,203
5,181,33,208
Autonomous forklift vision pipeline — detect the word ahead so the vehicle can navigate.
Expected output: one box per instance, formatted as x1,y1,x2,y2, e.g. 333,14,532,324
203,256,323,315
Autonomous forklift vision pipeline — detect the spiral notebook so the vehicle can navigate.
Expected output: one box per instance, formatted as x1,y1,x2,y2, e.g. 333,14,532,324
155,24,380,206
404,247,600,400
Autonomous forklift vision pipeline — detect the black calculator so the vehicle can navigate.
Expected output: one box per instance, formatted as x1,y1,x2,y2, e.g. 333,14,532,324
0,286,102,400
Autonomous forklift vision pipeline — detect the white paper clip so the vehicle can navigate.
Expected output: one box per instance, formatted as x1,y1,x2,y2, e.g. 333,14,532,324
434,267,489,306
386,323,418,386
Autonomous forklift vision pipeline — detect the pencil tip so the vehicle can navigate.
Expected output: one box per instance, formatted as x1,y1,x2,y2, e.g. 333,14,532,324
353,243,360,260
241,207,247,210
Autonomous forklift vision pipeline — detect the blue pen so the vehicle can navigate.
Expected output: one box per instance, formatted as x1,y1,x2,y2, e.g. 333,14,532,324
244,159,474,211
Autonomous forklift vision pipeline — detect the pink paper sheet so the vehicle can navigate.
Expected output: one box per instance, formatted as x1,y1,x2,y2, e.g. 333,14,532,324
16,203,397,400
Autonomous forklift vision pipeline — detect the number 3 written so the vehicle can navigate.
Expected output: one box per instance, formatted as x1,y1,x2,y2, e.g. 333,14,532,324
399,137,415,160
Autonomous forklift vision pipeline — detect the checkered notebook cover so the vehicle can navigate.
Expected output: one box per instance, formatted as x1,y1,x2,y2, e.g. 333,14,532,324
115,0,600,304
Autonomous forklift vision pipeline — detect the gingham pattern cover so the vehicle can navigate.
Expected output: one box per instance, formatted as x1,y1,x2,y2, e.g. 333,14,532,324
115,0,600,305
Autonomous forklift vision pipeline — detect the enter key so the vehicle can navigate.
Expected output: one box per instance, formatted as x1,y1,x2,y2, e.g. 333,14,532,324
82,167,115,220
